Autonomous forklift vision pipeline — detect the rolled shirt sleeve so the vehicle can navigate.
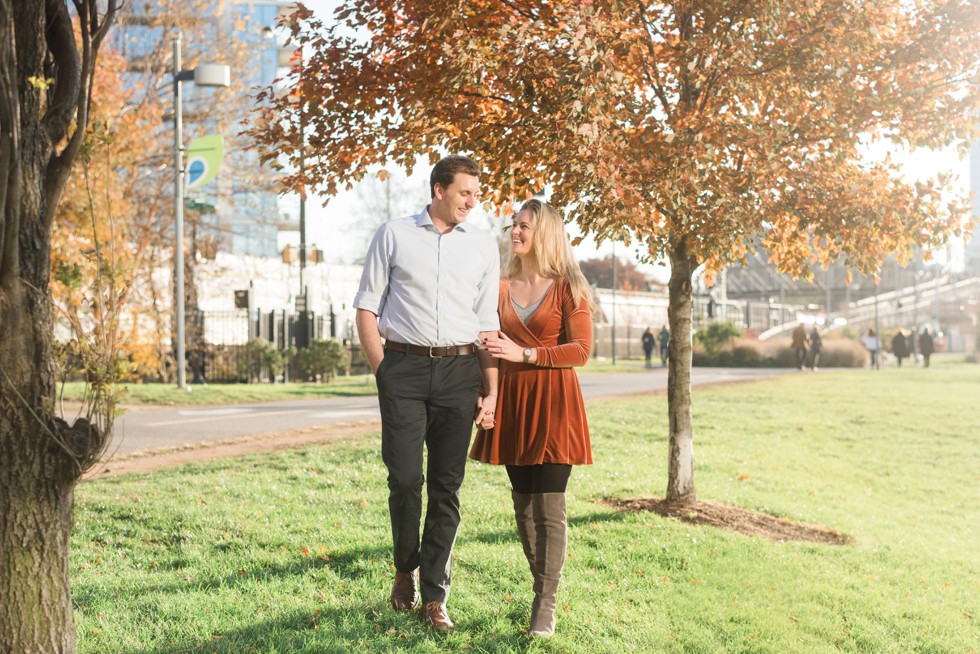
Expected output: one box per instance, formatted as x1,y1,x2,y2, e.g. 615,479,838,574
352,222,393,316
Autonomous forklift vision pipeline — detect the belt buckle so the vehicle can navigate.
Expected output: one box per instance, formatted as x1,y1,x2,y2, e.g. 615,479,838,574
428,345,445,359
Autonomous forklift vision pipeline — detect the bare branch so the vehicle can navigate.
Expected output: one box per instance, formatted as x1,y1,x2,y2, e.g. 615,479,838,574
44,0,119,228
638,3,674,120
41,0,80,144
0,0,20,279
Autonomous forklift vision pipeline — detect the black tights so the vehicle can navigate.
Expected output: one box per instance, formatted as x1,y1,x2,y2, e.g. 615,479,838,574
505,463,572,494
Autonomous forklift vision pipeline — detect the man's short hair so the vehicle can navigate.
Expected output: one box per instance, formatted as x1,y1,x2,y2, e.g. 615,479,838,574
430,155,480,198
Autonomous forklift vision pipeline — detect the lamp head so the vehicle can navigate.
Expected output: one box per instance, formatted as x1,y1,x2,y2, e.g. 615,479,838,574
194,64,231,87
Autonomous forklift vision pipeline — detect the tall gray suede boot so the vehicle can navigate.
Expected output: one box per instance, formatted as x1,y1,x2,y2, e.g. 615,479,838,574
528,492,567,637
512,490,536,576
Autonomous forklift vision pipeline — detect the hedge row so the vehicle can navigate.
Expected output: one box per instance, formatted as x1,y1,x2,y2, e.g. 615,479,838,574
692,338,868,368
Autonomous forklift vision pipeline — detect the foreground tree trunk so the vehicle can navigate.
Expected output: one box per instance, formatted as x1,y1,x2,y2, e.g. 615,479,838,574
0,1,116,651
0,372,79,652
0,126,81,654
665,237,698,505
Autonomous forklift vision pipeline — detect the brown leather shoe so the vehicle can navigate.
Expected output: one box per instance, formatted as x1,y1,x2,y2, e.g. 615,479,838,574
390,569,418,611
423,601,454,632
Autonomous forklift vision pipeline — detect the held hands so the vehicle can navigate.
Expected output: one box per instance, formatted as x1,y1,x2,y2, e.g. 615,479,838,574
474,393,496,430
480,331,523,363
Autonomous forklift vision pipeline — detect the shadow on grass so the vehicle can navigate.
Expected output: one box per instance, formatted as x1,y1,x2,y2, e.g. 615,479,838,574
462,506,627,551
74,543,393,609
102,602,537,654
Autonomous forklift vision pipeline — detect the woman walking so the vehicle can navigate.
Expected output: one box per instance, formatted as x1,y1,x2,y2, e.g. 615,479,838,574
470,199,594,637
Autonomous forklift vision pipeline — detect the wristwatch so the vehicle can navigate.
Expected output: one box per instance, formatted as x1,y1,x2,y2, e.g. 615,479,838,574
522,348,533,364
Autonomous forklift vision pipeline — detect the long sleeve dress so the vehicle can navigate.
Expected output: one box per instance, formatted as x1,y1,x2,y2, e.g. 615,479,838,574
469,278,593,466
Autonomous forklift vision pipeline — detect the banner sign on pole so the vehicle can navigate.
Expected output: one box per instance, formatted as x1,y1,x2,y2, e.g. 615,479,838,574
186,134,224,190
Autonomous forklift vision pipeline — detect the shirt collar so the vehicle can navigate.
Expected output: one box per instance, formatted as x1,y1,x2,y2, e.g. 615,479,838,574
415,206,471,233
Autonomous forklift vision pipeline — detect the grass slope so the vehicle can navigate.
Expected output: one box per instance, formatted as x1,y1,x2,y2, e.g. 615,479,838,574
71,361,979,653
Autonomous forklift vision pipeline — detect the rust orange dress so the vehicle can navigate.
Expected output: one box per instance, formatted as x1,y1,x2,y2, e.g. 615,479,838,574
469,278,593,466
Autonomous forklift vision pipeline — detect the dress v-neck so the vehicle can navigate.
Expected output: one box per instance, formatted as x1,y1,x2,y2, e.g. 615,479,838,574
509,279,555,328
510,280,555,310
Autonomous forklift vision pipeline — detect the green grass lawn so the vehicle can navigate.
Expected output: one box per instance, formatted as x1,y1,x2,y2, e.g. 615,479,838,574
71,361,979,653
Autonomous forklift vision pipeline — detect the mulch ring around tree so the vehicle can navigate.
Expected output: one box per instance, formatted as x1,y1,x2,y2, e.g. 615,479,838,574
600,497,850,545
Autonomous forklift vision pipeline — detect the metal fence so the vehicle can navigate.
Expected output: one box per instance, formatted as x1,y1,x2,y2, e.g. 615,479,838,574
194,309,347,383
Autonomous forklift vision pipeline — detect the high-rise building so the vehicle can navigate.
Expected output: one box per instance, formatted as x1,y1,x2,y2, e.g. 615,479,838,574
114,0,284,258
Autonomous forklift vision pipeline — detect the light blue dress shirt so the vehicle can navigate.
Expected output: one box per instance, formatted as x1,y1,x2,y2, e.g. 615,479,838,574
353,208,501,346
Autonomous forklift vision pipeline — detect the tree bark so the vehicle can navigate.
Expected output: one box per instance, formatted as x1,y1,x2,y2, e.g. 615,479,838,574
665,237,698,505
0,124,82,654
0,1,115,651
0,405,79,653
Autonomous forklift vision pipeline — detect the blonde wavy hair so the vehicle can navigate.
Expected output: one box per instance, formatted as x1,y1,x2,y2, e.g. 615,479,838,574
505,199,595,313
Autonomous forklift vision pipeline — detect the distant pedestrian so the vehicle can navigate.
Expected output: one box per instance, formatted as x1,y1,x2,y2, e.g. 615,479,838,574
861,329,881,369
658,325,670,367
791,323,809,370
641,327,655,368
919,328,935,368
890,330,909,368
808,326,822,371
189,348,208,385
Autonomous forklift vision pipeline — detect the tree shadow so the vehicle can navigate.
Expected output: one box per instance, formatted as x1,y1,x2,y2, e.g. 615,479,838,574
98,601,538,653
73,542,392,607
461,505,627,547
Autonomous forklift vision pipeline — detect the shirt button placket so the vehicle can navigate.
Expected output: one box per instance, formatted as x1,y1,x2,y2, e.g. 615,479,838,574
435,232,443,345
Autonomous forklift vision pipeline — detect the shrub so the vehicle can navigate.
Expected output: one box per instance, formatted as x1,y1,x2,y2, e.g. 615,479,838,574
771,337,867,368
237,338,285,383
731,344,765,366
693,337,866,368
294,339,350,382
694,321,742,355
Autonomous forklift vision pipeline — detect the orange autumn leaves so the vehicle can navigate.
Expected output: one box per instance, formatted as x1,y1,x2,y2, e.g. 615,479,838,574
247,0,978,280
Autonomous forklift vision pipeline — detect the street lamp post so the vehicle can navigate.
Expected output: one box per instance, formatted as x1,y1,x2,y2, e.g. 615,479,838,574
611,240,617,365
295,53,309,349
173,30,230,390
874,279,880,370
912,247,920,362
274,34,311,349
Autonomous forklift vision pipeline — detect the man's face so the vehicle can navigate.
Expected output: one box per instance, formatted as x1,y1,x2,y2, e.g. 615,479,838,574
432,173,480,227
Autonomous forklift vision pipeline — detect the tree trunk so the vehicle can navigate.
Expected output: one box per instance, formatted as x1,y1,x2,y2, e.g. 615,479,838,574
0,161,82,654
1,1,115,650
0,387,79,654
665,238,698,505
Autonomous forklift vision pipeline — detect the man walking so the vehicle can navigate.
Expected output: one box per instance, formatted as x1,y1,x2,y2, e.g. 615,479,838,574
658,325,670,367
919,328,935,367
641,327,655,368
354,155,500,632
791,323,809,370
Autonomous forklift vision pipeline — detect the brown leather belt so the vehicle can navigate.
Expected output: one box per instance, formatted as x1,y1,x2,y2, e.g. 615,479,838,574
384,340,477,358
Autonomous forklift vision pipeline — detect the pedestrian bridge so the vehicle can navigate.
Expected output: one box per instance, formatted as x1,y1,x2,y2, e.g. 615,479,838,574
758,275,980,352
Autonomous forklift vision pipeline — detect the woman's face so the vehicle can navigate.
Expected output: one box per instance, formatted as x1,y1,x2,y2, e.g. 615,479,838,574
510,209,535,257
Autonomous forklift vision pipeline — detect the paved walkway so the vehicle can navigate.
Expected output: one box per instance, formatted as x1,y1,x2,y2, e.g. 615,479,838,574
101,367,793,456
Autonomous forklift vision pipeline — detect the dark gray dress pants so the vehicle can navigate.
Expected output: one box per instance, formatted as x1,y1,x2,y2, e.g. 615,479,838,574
376,350,481,604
